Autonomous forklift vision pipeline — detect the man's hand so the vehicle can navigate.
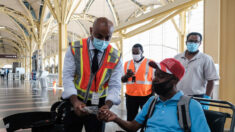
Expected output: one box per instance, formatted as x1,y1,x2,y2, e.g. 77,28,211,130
122,69,134,82
126,69,134,78
98,100,113,120
99,109,117,122
201,94,211,110
70,95,89,116
73,101,90,116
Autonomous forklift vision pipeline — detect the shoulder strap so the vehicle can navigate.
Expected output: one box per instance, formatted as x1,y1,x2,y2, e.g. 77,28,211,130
73,41,82,76
140,96,158,132
109,47,122,68
177,95,192,132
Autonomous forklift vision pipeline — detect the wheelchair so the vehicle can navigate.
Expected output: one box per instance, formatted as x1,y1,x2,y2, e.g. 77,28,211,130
3,99,71,132
2,98,235,132
193,97,235,132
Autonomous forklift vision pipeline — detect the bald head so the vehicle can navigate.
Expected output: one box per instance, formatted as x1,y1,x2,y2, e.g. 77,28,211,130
90,17,114,41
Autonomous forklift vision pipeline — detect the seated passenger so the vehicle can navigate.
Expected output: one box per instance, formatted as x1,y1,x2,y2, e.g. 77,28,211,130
99,58,210,132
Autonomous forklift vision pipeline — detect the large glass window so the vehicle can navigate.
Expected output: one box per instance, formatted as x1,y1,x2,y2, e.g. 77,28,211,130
122,1,203,63
123,19,179,63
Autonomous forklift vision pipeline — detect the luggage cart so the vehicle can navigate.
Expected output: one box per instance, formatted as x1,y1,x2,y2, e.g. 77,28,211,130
193,97,235,132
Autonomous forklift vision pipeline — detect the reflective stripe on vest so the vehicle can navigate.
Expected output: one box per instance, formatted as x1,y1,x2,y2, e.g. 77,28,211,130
124,58,153,96
71,38,121,102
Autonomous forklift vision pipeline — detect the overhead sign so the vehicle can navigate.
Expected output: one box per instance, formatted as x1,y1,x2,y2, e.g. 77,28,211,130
0,54,17,59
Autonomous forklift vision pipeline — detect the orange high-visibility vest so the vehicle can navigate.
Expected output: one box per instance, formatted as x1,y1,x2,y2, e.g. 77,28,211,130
124,58,153,96
71,38,121,101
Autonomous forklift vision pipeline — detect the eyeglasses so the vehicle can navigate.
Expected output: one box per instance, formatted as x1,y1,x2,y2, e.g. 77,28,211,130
187,40,200,43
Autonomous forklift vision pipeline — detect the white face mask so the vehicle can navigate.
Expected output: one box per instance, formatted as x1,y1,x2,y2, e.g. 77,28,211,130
133,54,142,62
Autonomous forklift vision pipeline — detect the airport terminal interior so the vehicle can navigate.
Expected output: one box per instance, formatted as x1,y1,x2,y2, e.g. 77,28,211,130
0,0,235,131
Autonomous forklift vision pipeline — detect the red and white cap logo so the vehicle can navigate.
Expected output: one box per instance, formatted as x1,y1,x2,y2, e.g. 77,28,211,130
149,58,185,80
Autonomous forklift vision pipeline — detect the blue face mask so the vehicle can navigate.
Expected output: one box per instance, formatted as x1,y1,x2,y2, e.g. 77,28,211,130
93,37,109,51
186,42,199,53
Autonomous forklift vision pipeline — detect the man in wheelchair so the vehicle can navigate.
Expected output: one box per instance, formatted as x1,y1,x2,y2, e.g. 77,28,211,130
99,58,211,132
4,58,233,132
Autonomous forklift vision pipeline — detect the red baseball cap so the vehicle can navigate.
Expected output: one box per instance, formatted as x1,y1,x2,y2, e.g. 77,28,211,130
149,58,185,80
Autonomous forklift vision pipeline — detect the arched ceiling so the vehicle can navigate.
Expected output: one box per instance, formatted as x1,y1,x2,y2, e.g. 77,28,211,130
68,0,164,39
0,0,173,58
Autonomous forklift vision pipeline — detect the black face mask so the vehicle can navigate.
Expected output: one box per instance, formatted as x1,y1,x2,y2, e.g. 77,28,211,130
152,78,174,96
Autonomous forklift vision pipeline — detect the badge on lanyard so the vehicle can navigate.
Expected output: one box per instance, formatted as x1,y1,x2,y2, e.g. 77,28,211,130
91,92,100,105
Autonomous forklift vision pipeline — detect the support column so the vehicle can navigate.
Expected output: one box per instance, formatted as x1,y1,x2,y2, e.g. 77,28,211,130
58,23,67,87
119,39,124,98
25,57,27,73
203,0,221,110
219,0,235,129
219,0,235,106
29,38,32,74
179,11,186,53
53,55,56,73
204,0,220,63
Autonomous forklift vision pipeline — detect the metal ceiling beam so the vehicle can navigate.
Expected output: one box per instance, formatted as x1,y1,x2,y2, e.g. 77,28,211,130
65,0,82,24
123,7,189,38
0,37,23,49
0,6,31,34
53,0,62,22
61,0,68,23
0,26,23,41
71,13,97,23
171,18,181,34
160,0,182,34
106,0,120,25
82,0,95,14
0,4,35,39
0,27,28,50
0,39,23,55
46,0,76,24
38,1,54,49
128,0,144,12
75,20,89,37
114,0,201,32
45,0,58,21
7,18,30,49
18,0,38,41
42,24,57,43
0,46,19,54
67,31,82,41
10,19,29,48
19,0,36,21
42,17,54,45
0,5,37,44
39,0,48,43
25,0,37,19
8,15,31,36
125,4,159,22
0,4,31,24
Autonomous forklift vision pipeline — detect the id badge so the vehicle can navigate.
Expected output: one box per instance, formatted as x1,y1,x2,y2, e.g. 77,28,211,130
91,92,100,105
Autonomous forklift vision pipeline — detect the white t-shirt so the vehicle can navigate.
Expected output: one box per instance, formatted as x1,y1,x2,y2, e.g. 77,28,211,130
174,51,220,95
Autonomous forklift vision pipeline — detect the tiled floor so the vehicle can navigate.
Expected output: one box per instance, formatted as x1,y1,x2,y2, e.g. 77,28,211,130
0,78,127,132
